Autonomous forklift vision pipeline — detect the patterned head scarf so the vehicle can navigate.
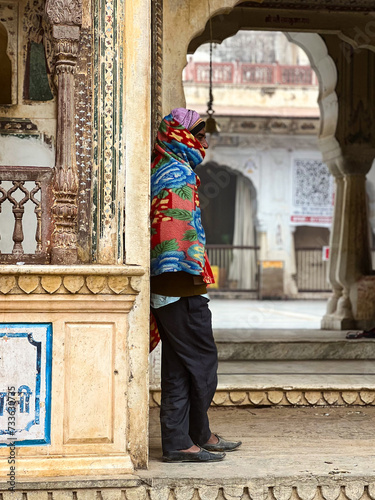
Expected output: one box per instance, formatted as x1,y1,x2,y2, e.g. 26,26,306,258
171,108,205,136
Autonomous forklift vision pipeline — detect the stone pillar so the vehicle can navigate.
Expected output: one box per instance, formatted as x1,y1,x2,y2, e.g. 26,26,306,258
321,157,346,328
335,147,373,320
321,144,374,329
46,0,81,265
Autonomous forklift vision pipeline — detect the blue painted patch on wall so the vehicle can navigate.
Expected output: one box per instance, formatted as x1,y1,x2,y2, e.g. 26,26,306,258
0,323,52,446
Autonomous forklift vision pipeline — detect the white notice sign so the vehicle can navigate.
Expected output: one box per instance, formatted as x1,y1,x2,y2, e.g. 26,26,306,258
0,324,52,446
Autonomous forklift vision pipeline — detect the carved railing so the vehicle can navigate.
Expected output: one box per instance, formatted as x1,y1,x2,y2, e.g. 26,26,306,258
0,167,53,263
184,61,318,87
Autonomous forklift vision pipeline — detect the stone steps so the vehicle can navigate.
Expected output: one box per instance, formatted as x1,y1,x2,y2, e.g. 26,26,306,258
150,330,375,408
150,358,375,408
214,329,375,360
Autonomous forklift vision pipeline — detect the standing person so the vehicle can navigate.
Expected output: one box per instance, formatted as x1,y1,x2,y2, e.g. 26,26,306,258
150,108,242,463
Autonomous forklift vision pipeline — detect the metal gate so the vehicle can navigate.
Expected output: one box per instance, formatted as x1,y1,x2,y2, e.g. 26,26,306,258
206,245,259,291
296,248,331,292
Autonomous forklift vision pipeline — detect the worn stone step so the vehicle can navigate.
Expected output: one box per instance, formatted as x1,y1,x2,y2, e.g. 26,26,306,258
150,359,375,408
214,329,375,360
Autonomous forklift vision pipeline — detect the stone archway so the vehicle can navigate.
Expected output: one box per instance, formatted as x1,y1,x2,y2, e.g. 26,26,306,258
162,3,338,152
158,0,375,325
182,23,339,301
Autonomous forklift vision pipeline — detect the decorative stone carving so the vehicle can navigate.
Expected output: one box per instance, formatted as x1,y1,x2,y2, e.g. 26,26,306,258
75,29,93,262
5,483,375,500
0,265,144,295
150,388,375,408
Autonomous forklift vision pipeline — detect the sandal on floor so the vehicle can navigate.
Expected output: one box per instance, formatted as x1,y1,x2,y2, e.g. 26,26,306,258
346,329,375,339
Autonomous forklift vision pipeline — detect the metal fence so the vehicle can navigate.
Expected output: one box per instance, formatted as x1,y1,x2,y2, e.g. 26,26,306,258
206,245,259,291
295,248,331,292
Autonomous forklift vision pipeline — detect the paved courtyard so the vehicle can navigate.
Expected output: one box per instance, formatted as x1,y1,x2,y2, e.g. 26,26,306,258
210,299,327,330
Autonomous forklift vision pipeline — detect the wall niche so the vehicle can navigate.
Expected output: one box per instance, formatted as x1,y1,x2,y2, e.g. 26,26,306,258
0,23,12,104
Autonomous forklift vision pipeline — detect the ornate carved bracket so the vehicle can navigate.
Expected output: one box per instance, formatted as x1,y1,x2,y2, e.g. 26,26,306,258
46,0,82,25
45,0,82,264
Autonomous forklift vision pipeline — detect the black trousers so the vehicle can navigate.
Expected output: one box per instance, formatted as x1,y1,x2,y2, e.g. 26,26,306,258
151,296,218,453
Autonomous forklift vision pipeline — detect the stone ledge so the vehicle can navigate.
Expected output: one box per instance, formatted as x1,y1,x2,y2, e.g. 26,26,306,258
150,388,375,407
3,480,375,499
0,265,145,295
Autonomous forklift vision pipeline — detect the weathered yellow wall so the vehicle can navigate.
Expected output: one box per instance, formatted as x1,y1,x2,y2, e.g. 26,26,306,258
123,0,151,468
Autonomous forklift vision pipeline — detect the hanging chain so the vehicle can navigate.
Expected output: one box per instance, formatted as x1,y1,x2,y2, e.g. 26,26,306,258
207,14,214,116
207,41,214,115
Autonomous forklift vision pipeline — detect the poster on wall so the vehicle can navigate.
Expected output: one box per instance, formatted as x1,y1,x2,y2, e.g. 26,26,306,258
290,158,334,227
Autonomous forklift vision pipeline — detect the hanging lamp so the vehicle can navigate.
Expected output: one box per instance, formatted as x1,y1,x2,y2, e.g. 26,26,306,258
206,16,220,136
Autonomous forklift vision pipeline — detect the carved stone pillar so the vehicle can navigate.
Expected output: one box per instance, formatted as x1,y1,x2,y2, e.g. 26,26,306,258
46,0,82,264
321,157,345,328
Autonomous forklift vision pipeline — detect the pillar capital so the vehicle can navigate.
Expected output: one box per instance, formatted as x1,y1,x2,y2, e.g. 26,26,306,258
338,146,375,176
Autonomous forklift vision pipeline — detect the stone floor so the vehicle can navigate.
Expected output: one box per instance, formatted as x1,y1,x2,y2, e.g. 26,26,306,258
147,405,375,481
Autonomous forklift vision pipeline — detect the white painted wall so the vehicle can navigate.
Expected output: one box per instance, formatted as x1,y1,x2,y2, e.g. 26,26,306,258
0,136,54,167
0,136,54,256
203,134,328,296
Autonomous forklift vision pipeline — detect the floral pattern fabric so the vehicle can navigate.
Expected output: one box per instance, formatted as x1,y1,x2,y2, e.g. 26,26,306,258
150,114,215,352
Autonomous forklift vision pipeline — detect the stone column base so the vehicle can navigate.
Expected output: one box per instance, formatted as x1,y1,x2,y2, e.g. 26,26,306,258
321,314,355,330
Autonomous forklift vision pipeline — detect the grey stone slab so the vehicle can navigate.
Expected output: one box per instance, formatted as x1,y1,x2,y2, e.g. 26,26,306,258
218,360,375,374
214,329,351,341
216,360,375,390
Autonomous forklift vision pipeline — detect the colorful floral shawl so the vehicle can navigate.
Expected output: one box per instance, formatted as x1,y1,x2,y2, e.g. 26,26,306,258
150,114,215,351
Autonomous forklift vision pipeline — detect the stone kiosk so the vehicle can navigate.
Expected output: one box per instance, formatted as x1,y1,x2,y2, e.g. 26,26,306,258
0,0,150,481
0,266,144,476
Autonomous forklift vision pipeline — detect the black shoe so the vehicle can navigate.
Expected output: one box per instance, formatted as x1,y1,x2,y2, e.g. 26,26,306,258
163,447,225,463
202,434,242,452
